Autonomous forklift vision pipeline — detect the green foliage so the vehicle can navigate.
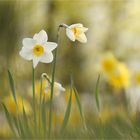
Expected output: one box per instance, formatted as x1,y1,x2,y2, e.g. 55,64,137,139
95,74,101,112
8,70,17,103
73,87,87,130
2,103,17,136
60,77,73,134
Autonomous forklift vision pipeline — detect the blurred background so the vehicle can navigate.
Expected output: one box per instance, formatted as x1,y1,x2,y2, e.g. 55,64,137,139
1,0,140,138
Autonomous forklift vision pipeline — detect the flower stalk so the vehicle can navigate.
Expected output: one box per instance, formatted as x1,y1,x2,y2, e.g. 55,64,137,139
32,64,37,134
48,24,64,138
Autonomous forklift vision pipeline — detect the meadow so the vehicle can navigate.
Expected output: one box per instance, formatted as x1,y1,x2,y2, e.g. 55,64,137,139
0,0,140,139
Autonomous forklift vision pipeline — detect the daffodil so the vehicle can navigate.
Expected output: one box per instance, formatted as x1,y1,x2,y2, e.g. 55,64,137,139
66,23,88,43
28,78,65,102
108,63,130,89
19,30,57,68
100,52,118,75
44,81,65,96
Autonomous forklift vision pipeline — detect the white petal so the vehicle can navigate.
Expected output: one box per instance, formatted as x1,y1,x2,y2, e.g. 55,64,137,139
19,49,33,60
66,28,75,41
40,52,53,63
22,38,36,49
55,82,65,92
44,85,49,94
81,27,88,32
33,30,48,44
33,57,40,68
43,42,57,52
76,33,87,43
69,23,83,29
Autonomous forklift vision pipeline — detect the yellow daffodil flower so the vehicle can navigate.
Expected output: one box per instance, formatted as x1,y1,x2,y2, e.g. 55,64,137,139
101,52,118,75
108,63,130,89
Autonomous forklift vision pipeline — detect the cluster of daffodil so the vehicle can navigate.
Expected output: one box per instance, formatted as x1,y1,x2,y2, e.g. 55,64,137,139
2,23,88,138
100,52,130,90
100,52,140,115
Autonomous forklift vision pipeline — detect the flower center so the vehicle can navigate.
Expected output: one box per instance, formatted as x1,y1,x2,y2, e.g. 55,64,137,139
33,45,44,56
72,28,77,34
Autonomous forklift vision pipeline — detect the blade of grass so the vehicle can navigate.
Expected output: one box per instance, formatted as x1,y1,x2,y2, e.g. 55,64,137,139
60,75,73,134
8,70,17,103
17,116,25,138
2,103,17,136
95,75,103,138
22,106,32,137
60,88,72,134
73,87,87,130
95,74,101,112
73,87,83,118
12,116,20,136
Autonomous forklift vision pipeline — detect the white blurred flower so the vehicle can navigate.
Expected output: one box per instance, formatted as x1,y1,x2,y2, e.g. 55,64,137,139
45,81,65,96
19,30,57,68
66,23,88,43
126,86,140,113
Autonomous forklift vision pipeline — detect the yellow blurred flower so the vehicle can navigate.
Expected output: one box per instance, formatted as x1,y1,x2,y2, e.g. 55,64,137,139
133,72,140,85
108,63,130,89
101,52,118,75
100,52,130,89
4,95,31,115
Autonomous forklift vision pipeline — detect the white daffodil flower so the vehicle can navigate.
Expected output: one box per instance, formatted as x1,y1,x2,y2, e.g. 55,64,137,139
44,81,65,96
19,30,57,68
66,23,88,43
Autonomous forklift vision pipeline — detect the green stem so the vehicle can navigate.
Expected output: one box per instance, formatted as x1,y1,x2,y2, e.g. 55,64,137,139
32,64,37,134
39,77,43,136
48,26,61,138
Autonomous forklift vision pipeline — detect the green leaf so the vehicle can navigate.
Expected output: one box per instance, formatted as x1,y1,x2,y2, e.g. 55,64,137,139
22,106,32,137
73,87,83,118
17,116,25,138
12,117,20,136
8,70,17,103
60,75,73,134
73,87,87,130
95,74,101,112
60,90,72,134
2,103,17,136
